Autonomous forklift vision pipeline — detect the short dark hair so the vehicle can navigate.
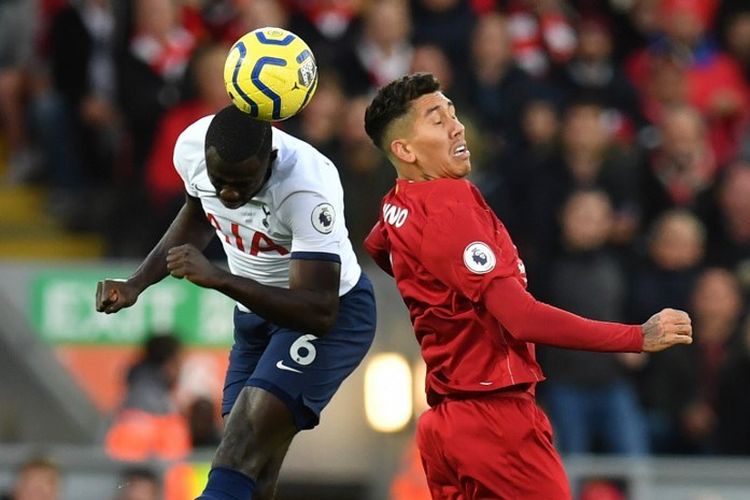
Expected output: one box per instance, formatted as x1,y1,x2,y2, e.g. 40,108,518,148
17,456,59,476
364,73,441,150
143,334,181,367
120,466,159,485
205,105,272,163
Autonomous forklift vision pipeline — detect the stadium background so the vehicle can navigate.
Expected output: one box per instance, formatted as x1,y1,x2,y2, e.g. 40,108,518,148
1,0,750,498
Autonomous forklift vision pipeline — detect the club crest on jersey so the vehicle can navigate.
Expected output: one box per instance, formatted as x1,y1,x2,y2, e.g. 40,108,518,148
463,242,496,274
311,203,335,234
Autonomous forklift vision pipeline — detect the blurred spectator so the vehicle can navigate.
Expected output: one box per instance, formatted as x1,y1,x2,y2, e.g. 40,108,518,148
504,0,577,78
720,7,750,81
105,334,191,461
716,313,750,454
641,105,716,225
223,0,290,46
1,457,60,500
489,93,562,242
639,267,742,453
637,52,689,132
683,268,743,451
32,0,121,225
284,69,346,161
118,0,196,180
186,396,221,448
704,161,750,289
114,467,159,500
524,98,641,271
554,13,642,140
337,0,413,96
465,13,542,158
285,0,361,66
539,190,647,456
628,210,705,323
0,0,39,182
410,0,477,74
627,0,749,164
410,44,468,109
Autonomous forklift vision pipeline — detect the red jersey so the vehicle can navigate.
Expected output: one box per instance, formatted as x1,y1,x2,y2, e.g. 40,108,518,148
365,178,642,406
366,179,542,403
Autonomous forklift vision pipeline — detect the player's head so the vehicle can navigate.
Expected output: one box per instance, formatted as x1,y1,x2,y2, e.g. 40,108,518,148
364,72,470,181
205,105,277,209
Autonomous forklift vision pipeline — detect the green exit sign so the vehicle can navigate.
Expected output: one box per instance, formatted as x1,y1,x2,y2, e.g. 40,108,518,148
29,269,235,346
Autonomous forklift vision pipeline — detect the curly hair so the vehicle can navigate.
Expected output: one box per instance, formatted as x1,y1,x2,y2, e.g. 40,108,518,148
364,72,441,150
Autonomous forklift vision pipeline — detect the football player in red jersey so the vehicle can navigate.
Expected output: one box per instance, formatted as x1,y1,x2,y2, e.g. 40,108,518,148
363,73,693,499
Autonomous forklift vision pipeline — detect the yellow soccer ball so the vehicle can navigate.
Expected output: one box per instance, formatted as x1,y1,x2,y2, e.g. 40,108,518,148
224,27,318,121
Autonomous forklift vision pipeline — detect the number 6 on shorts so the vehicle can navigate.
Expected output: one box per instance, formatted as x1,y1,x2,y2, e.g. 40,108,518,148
290,334,318,365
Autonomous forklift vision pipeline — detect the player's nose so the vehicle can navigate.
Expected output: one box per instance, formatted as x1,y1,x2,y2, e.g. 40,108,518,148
219,188,242,204
450,117,465,137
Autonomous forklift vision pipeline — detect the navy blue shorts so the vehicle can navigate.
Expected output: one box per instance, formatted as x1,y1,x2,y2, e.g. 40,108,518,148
222,273,376,430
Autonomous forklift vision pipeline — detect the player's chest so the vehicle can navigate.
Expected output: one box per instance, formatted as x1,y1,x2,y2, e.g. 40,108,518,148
200,197,291,254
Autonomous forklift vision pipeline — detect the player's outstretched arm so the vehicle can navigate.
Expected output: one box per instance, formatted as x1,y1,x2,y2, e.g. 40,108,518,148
485,276,693,353
95,194,214,314
166,245,340,335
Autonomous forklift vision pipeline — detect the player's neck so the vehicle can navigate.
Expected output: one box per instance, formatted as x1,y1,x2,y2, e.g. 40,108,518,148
396,164,435,182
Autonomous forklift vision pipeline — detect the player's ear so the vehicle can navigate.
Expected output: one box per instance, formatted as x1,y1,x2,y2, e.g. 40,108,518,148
390,139,416,164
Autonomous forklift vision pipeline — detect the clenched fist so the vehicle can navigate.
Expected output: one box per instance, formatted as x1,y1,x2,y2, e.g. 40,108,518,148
641,308,693,352
166,244,225,288
96,279,139,314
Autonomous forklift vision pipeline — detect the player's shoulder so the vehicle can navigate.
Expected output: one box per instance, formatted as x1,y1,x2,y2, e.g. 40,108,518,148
173,114,213,175
421,178,480,206
174,114,213,154
271,127,341,198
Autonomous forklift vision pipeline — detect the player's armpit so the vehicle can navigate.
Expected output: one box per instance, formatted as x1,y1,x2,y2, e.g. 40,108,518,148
484,276,643,353
364,221,393,276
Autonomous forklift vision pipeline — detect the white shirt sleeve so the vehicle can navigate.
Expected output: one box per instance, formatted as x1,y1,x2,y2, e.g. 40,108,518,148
173,130,200,198
277,191,341,260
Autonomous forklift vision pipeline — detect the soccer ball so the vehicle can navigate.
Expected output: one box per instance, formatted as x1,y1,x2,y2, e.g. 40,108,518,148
224,27,319,121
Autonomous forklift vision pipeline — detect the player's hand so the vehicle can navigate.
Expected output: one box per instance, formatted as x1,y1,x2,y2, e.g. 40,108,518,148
166,244,225,288
95,279,139,314
641,308,693,352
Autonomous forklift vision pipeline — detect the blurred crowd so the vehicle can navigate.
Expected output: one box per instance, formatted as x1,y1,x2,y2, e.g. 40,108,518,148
2,0,750,458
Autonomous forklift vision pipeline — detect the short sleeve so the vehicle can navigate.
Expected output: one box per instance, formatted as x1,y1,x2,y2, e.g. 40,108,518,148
173,132,200,198
277,191,341,263
420,203,516,302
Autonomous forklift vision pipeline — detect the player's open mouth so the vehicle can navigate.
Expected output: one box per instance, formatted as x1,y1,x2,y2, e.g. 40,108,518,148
453,144,470,159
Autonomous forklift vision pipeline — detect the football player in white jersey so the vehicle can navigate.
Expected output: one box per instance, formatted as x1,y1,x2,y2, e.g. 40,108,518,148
96,105,377,500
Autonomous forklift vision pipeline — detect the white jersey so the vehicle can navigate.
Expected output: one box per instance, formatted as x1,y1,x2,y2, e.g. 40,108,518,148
173,115,361,311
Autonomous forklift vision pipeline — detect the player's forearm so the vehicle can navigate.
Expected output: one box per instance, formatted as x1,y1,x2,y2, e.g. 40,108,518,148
129,198,214,293
214,273,339,336
485,277,643,352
